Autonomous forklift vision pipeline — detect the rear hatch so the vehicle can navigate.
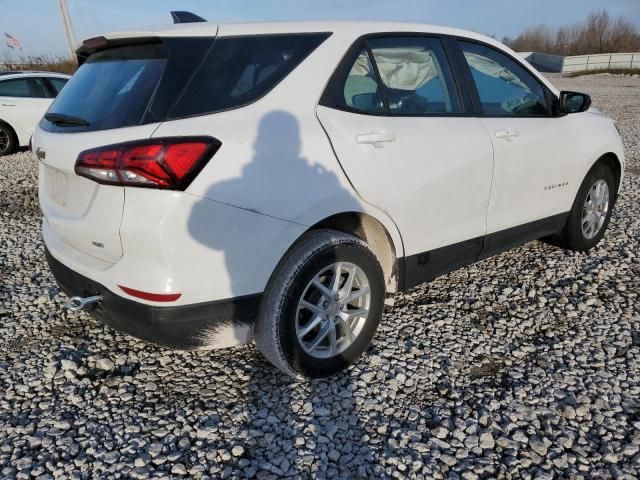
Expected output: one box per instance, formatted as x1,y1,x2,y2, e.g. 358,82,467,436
35,34,216,262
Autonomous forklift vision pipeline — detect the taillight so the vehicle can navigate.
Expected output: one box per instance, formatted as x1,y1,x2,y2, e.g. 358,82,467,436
75,137,221,190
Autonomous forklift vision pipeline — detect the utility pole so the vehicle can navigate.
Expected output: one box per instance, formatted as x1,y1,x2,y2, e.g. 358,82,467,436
57,0,77,59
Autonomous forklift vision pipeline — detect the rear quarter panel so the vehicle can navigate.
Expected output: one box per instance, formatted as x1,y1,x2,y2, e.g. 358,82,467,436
151,29,405,258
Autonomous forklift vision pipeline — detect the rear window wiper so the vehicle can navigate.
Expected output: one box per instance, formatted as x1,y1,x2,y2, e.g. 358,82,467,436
44,113,90,127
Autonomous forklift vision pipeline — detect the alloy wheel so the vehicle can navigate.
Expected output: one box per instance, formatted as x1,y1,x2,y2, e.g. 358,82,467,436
581,179,610,239
295,262,371,359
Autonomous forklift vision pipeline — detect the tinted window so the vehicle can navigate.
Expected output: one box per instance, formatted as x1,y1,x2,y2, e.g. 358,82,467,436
0,79,29,97
0,78,49,98
45,44,168,131
368,37,460,114
342,48,384,113
170,33,330,118
47,77,68,95
459,41,548,116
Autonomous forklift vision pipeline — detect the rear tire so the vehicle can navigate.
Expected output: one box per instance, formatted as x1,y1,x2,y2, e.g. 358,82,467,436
0,122,18,157
553,162,616,252
255,229,385,378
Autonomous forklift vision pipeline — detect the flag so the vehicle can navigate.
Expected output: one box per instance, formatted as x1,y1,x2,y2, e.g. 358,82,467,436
5,32,23,50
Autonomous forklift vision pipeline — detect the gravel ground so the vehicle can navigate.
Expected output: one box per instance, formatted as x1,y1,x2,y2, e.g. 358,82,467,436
1,73,639,479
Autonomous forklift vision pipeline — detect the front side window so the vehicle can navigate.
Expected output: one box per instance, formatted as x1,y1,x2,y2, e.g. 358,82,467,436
459,41,548,116
368,37,461,114
0,78,49,98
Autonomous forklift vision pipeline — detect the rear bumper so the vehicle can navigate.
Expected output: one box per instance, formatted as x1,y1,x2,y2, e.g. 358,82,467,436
45,248,261,350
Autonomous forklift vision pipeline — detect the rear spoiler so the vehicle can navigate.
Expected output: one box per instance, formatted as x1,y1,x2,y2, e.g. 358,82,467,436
76,36,162,64
76,11,206,62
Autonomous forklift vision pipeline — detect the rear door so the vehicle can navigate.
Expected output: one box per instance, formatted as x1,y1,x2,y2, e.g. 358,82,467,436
317,35,494,285
0,77,52,141
454,39,575,251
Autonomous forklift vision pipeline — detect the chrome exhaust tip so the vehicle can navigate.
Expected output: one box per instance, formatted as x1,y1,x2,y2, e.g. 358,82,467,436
67,294,103,312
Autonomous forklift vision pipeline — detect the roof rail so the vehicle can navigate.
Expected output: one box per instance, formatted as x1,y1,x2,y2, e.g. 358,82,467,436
170,11,207,24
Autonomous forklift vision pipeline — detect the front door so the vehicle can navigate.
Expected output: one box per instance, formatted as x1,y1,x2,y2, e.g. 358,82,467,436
455,40,575,252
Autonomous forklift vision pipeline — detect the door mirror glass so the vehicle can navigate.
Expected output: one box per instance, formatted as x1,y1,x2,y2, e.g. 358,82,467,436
559,91,591,114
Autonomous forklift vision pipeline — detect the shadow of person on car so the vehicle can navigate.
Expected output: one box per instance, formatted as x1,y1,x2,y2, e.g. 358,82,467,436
186,110,378,476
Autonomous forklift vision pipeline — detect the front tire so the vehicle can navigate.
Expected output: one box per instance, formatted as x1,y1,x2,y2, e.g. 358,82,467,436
555,162,616,252
255,229,385,378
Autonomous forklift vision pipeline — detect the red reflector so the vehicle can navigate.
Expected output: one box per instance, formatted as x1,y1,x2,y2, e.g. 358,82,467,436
75,137,220,190
118,285,182,302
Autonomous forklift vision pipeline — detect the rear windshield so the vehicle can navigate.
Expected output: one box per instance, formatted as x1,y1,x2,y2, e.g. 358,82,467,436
41,33,329,133
46,44,167,131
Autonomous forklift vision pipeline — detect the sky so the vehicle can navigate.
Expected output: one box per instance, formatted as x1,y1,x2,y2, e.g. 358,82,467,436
1,0,640,58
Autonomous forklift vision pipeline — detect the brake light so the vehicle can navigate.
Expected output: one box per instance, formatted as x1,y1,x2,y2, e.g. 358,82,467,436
75,137,221,190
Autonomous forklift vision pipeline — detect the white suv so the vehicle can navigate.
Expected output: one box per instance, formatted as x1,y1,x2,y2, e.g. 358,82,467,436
0,71,70,155
34,21,625,378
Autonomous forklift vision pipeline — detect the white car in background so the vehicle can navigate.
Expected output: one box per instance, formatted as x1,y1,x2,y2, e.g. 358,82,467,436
33,20,625,378
0,71,70,156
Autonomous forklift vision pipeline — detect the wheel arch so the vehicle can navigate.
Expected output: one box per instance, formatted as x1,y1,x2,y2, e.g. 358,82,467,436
0,118,19,153
306,211,402,293
0,118,18,138
588,152,623,198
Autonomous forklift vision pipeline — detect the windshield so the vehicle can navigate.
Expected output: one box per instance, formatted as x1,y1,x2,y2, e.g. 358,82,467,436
45,44,167,131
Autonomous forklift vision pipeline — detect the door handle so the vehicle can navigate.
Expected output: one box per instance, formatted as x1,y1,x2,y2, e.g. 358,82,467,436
356,132,396,147
495,129,519,140
1,103,16,107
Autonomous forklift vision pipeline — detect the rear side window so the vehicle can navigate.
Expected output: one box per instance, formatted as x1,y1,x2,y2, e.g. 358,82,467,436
321,35,461,115
169,33,330,119
459,41,549,116
0,78,49,98
368,37,461,114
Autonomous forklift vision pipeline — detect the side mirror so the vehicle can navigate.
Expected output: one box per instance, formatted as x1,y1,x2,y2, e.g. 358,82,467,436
559,91,591,114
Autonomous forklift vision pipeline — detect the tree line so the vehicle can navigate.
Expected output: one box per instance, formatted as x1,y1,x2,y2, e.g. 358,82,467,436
504,10,640,56
1,54,77,74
